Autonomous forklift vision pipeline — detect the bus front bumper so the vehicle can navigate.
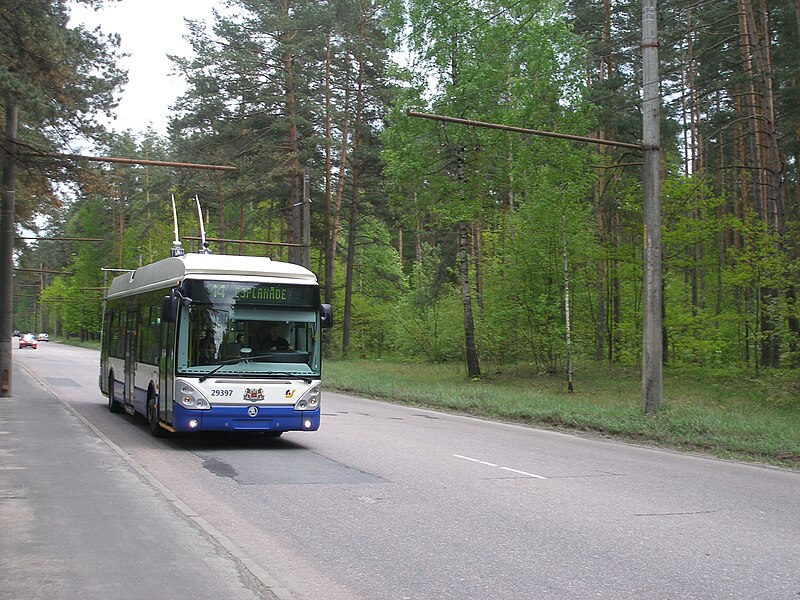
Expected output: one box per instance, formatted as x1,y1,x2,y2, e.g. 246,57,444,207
170,404,320,433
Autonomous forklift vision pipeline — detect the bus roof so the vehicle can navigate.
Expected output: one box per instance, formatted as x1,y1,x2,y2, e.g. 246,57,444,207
106,253,318,299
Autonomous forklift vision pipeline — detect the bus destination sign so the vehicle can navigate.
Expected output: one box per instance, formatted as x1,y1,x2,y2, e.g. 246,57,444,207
188,280,319,307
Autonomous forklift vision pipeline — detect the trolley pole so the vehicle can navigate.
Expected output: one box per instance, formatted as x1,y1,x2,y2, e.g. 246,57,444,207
1,103,18,397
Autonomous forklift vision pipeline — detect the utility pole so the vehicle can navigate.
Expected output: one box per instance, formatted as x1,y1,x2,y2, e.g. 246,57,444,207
407,16,666,411
641,0,663,413
1,103,18,397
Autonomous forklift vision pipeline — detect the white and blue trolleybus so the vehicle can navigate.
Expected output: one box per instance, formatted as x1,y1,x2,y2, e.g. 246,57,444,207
100,251,333,437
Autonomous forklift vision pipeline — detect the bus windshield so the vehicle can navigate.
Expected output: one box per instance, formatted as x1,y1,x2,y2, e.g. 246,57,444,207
175,280,322,378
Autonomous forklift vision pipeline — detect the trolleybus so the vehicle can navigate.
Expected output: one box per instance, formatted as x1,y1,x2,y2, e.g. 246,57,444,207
100,252,332,436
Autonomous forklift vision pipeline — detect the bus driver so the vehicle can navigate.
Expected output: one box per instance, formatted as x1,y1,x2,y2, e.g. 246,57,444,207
260,323,292,352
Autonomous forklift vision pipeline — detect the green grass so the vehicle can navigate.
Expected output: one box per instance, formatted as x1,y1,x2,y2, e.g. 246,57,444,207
55,337,101,351
324,359,800,469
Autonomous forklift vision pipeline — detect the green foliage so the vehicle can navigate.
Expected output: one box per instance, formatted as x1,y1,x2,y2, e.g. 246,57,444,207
382,0,599,376
388,245,464,362
0,0,125,223
332,217,408,357
17,0,800,384
39,276,101,337
477,167,597,370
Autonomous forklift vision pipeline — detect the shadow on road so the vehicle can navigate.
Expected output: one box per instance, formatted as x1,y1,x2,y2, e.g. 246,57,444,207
171,431,307,452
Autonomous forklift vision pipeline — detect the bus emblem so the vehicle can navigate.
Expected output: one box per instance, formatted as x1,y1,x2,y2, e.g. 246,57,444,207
247,406,258,417
285,389,296,399
244,388,264,402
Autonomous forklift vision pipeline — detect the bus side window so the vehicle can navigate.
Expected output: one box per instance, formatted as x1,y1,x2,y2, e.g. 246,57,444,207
138,306,159,365
116,313,126,357
107,310,117,356
110,311,123,358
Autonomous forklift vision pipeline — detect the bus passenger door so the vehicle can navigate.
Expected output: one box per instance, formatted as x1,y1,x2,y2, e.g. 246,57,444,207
159,321,175,424
124,309,138,411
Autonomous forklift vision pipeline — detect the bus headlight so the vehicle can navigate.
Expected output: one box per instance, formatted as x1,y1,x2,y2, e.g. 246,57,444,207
176,380,211,410
294,383,321,411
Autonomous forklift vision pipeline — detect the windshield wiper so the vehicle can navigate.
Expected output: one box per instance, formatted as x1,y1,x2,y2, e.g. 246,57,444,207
198,353,284,382
199,357,249,382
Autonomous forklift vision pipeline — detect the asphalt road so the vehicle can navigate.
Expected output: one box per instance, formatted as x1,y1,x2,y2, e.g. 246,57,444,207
10,342,800,599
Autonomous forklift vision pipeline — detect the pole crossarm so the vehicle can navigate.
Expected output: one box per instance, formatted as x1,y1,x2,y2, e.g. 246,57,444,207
406,111,643,150
19,151,237,172
13,267,74,275
16,236,103,241
408,98,661,412
38,297,103,302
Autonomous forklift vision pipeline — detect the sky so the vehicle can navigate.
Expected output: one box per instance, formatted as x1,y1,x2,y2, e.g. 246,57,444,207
69,0,220,135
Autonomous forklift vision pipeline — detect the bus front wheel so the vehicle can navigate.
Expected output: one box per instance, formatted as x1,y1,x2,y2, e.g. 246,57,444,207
147,389,165,438
108,373,123,413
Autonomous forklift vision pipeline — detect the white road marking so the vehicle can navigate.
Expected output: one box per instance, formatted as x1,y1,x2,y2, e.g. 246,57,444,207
499,466,546,479
453,454,498,467
453,454,546,479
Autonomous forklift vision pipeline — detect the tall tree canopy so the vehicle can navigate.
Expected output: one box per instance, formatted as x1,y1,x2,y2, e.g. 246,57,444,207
12,0,800,383
1,0,126,226
2,0,125,350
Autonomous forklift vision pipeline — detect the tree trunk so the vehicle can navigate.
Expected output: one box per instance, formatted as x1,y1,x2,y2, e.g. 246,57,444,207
341,173,358,358
214,163,225,255
325,63,351,306
594,184,607,361
282,8,302,265
738,0,784,367
117,199,125,268
341,12,365,358
611,212,622,362
562,209,574,393
592,0,611,362
473,221,483,311
239,200,245,256
322,28,332,278
459,221,481,379
414,193,422,265
397,227,403,270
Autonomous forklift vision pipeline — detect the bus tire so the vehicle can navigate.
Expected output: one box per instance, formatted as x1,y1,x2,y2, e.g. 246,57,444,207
108,373,123,413
147,388,165,438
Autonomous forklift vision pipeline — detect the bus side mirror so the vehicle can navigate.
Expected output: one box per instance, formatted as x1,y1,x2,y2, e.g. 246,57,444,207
162,292,179,323
320,304,333,329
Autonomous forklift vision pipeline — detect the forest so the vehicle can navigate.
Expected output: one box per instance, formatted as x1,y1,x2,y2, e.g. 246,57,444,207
4,0,800,385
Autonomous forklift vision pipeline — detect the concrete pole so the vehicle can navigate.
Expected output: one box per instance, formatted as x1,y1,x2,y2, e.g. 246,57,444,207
1,103,18,397
641,0,663,413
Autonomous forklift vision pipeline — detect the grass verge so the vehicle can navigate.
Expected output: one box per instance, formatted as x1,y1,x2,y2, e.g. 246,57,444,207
55,337,101,351
324,359,800,469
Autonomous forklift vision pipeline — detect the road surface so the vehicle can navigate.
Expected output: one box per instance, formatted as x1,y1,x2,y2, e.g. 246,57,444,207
9,342,800,599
